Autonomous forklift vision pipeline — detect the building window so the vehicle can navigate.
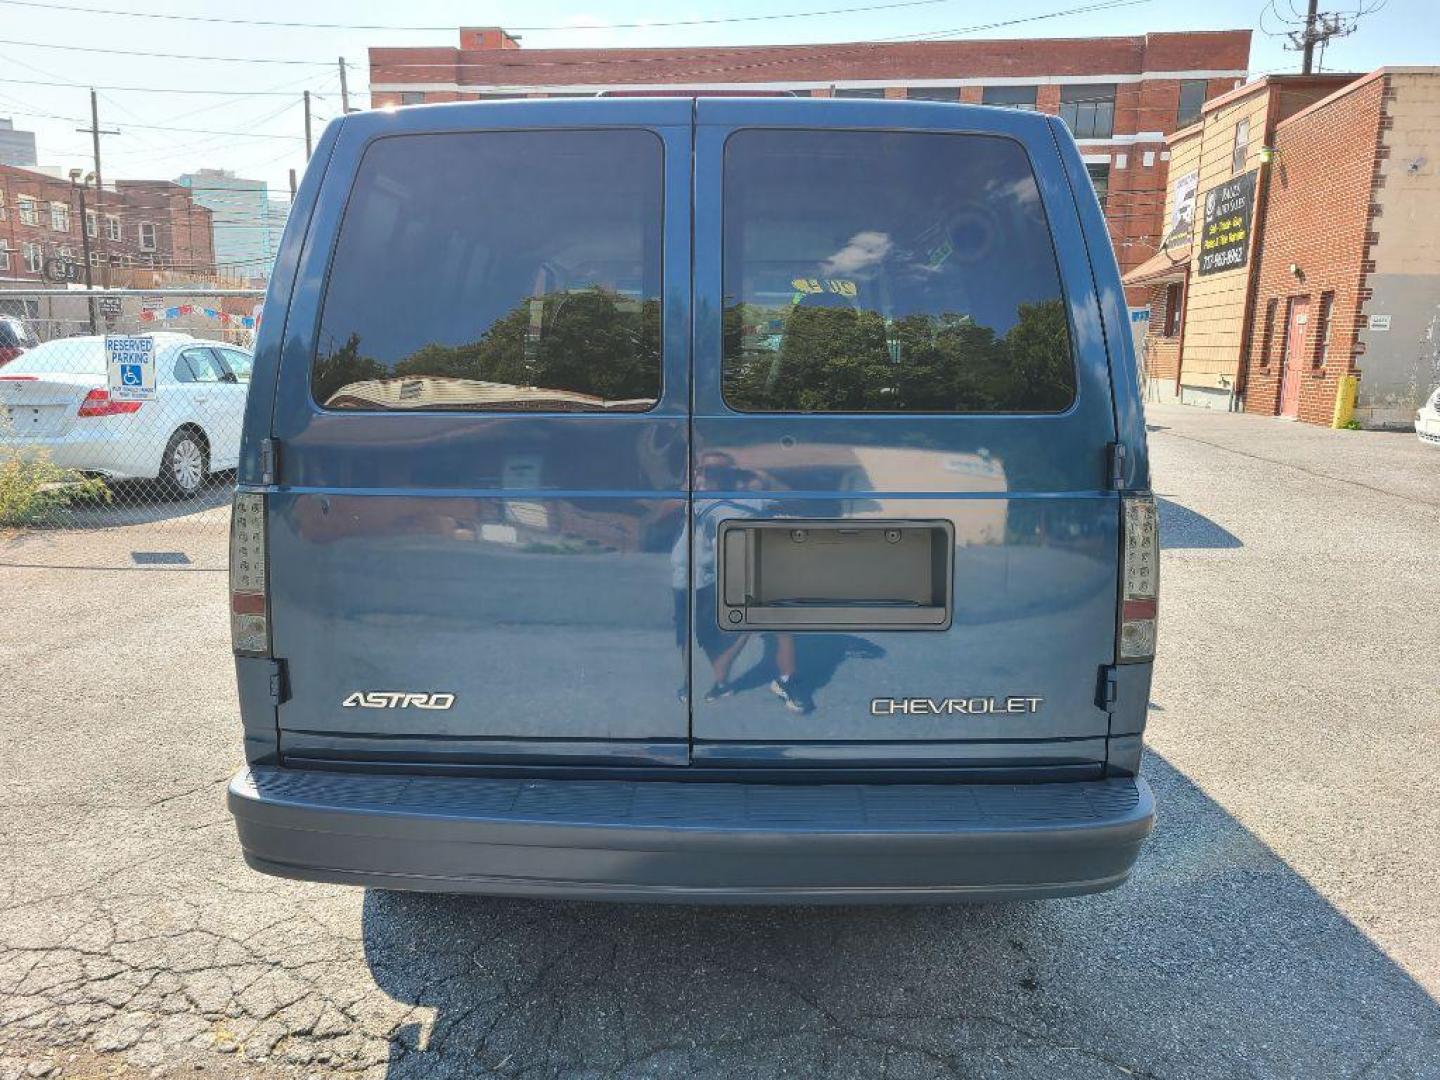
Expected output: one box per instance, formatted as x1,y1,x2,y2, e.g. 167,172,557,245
833,88,887,98
23,242,42,274
58,246,73,260
1059,84,1116,138
0,246,8,271
105,216,121,242
1163,282,1184,337
49,201,70,231
1232,118,1250,173
0,191,6,221
85,209,97,237
138,222,156,251
906,87,960,102
399,91,425,105
89,250,101,267
18,196,39,226
1177,80,1208,127
1086,162,1110,210
982,85,1038,110
1259,297,1278,365
1314,291,1334,366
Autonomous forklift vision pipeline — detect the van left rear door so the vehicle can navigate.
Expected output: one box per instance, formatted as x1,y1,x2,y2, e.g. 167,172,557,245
266,102,693,767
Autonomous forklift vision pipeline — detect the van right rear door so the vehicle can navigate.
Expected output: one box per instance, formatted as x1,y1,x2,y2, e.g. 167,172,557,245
687,99,1122,772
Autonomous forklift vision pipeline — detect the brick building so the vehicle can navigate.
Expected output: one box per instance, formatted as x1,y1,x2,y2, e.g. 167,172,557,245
113,180,217,276
1123,74,1355,408
368,27,1253,288
0,164,216,286
1241,68,1440,427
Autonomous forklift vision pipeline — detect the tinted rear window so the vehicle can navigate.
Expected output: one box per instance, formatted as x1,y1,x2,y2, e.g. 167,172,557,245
722,129,1075,413
312,130,663,412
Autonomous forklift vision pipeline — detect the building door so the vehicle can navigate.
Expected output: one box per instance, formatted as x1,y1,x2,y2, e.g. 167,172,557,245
1277,296,1309,418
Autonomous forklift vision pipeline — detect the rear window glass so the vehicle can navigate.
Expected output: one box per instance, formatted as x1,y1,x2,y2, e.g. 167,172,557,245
722,129,1075,413
1,338,106,375
312,130,664,412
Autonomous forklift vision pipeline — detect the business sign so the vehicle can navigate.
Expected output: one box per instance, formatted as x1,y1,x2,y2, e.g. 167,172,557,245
1166,170,1199,253
1198,170,1257,276
105,335,156,401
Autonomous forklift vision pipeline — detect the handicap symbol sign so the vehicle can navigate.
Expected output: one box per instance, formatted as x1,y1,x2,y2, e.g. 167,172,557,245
105,335,156,400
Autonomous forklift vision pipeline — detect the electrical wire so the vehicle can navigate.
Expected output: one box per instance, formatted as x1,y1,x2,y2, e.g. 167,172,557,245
0,0,963,33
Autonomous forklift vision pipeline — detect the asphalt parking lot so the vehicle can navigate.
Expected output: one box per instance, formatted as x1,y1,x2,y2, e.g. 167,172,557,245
1,403,1437,1079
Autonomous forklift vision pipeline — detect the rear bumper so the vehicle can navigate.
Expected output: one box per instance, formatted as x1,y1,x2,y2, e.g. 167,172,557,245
228,767,1154,904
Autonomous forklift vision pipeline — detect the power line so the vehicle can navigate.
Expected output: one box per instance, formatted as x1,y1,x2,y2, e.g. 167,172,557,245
0,0,960,33
0,37,328,65
1,107,305,140
0,75,326,96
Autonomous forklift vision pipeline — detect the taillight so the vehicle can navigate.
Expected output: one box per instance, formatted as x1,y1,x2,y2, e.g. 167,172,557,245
77,388,143,417
230,492,270,655
1119,494,1159,661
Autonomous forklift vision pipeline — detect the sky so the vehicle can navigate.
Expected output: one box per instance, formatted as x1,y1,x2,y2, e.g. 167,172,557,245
0,0,1433,201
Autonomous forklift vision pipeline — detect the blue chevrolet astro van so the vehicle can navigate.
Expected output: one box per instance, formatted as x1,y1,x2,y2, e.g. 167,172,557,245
225,97,1158,902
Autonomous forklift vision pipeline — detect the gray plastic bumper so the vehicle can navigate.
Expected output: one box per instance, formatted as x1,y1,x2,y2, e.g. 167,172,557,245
228,767,1154,903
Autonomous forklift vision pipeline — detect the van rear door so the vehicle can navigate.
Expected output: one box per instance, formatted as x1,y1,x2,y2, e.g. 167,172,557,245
688,100,1120,771
266,102,693,767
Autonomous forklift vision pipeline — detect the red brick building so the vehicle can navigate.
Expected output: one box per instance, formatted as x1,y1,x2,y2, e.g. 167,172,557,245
0,164,216,286
369,27,1253,289
1241,69,1440,428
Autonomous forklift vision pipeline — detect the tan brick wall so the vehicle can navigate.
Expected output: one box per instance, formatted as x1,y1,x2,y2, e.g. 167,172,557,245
1241,75,1384,424
1175,89,1271,391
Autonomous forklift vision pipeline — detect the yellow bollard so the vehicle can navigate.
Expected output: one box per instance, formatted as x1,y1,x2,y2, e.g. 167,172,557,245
1331,375,1358,429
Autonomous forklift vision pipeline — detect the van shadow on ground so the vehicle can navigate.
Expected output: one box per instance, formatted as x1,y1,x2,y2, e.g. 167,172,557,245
359,754,1440,1079
1156,496,1242,550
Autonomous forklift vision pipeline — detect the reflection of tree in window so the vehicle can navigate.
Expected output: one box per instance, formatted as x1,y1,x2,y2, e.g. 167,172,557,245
314,288,660,411
724,299,1071,413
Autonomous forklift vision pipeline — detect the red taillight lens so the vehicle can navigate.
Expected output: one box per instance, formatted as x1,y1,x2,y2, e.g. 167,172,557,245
77,388,143,417
230,492,270,655
1119,495,1159,661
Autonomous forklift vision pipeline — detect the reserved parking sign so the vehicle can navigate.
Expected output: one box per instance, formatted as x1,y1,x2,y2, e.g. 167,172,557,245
105,335,156,401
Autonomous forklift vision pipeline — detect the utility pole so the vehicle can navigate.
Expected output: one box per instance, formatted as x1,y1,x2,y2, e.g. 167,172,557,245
69,171,96,333
1301,0,1319,73
1285,0,1357,75
303,90,313,159
76,89,119,287
338,57,350,114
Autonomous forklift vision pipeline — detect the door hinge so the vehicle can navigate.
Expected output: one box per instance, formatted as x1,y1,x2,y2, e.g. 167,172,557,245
259,437,279,486
1107,442,1128,491
1096,666,1119,710
266,658,289,706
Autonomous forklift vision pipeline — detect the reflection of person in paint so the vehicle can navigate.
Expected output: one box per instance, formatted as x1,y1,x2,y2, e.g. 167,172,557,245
673,451,756,703
671,451,807,711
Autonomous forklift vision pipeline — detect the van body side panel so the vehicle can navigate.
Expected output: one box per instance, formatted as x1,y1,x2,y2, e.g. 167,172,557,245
1049,116,1155,751
690,102,1119,765
265,103,694,763
237,120,342,489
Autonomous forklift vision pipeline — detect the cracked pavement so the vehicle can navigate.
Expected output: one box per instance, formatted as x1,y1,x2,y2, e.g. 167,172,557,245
1,403,1438,1078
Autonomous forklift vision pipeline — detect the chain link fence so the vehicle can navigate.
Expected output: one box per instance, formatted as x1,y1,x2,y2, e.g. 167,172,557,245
1,287,263,568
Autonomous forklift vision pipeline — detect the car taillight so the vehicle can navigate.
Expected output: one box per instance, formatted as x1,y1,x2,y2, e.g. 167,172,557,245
1119,494,1158,661
230,492,270,655
77,388,143,417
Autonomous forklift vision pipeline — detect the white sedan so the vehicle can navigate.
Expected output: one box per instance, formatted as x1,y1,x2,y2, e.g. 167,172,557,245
1418,386,1440,448
0,333,252,497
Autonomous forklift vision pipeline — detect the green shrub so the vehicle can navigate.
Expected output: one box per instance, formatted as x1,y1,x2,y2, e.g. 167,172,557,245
0,450,111,527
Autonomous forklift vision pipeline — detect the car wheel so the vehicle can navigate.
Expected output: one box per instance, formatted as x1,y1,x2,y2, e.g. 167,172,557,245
160,429,209,499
